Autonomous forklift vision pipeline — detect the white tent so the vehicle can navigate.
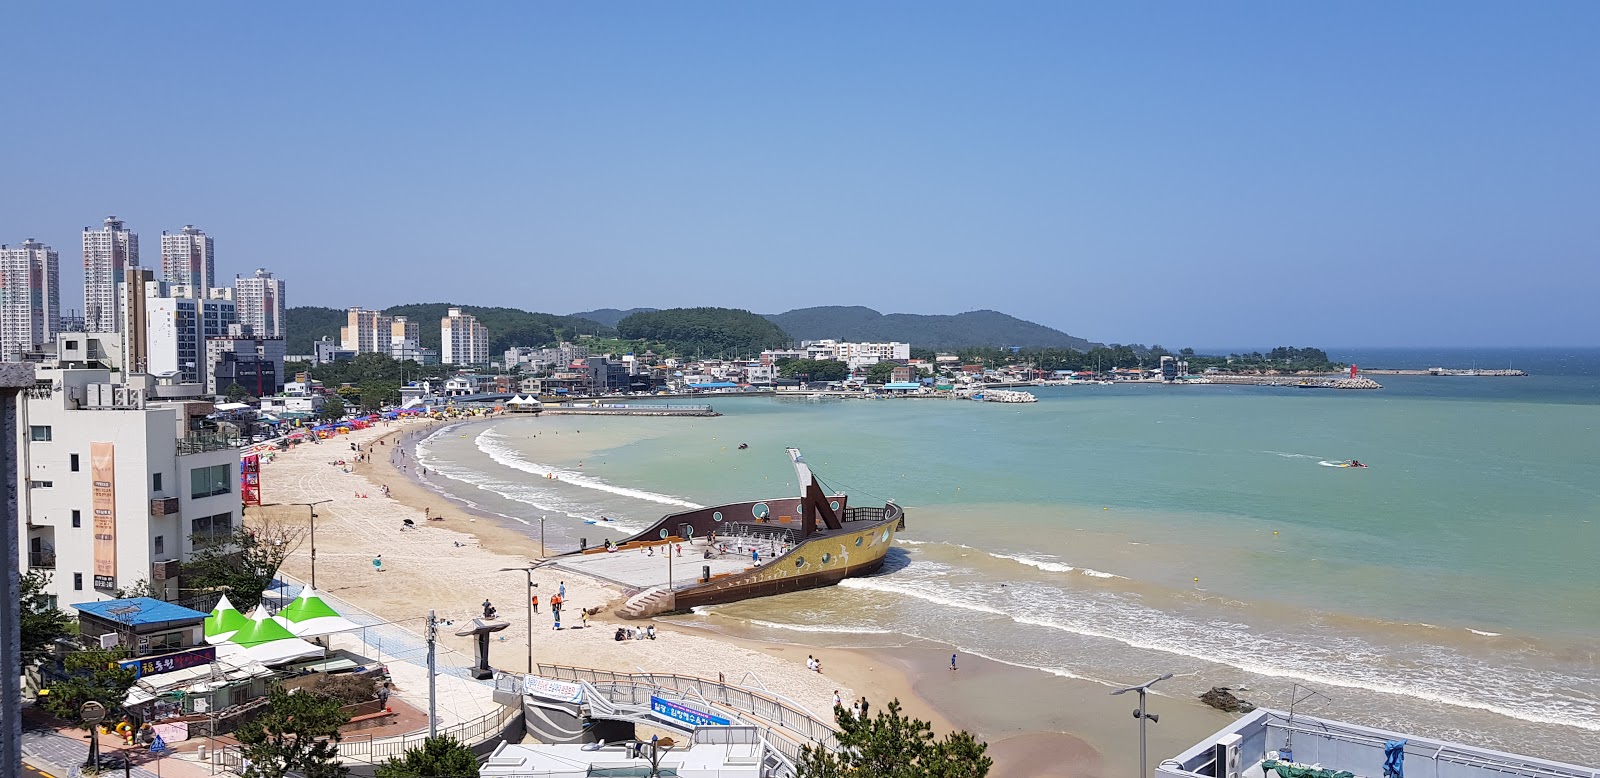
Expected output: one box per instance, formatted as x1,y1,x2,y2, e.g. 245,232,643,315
273,585,362,638
204,594,248,645
219,605,325,666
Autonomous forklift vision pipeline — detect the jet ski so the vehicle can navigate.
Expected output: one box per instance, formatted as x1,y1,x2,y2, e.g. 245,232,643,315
1320,459,1368,468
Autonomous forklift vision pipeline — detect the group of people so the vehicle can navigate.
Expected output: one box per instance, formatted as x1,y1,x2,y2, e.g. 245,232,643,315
614,625,657,641
807,654,824,673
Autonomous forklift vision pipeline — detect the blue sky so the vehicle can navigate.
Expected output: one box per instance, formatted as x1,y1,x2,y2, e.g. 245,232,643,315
4,2,1596,347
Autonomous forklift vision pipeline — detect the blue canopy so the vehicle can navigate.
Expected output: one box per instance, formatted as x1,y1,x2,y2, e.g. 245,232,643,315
688,382,739,389
882,382,922,390
74,598,208,628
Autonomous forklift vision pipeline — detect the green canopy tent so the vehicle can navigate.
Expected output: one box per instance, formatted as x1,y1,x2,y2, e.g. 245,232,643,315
274,585,361,638
218,605,325,665
204,594,248,645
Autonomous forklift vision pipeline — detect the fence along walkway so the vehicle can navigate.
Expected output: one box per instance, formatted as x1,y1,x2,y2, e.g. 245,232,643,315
524,664,841,760
216,704,519,770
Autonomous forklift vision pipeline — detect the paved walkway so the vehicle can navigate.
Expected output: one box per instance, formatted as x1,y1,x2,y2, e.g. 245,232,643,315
21,725,221,778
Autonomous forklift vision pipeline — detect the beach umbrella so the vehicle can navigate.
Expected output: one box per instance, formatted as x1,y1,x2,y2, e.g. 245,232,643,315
275,586,361,638
204,594,247,644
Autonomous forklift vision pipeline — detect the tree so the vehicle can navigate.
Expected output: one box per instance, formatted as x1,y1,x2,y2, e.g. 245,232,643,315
779,359,850,382
319,396,346,421
375,736,478,778
617,307,792,358
39,647,139,728
20,570,69,664
225,383,250,403
796,698,991,778
360,379,401,411
235,684,351,778
112,578,161,600
182,517,306,611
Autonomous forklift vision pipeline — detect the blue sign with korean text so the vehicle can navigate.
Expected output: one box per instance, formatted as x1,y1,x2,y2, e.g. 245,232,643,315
120,646,217,679
650,695,730,727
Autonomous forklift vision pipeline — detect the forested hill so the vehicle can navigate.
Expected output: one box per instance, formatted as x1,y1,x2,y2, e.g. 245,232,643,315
284,305,612,355
616,307,790,358
570,308,659,328
763,306,1097,350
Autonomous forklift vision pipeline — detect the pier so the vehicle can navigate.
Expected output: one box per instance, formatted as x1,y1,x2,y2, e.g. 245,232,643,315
1359,368,1527,376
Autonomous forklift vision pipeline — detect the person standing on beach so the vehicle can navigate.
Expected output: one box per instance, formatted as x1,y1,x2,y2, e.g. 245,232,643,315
833,690,842,708
373,555,384,572
951,653,958,671
860,697,869,717
559,581,566,598
531,591,539,613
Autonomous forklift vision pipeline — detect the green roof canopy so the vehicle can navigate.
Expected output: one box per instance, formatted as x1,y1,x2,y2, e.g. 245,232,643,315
278,586,341,623
230,605,301,647
204,595,248,641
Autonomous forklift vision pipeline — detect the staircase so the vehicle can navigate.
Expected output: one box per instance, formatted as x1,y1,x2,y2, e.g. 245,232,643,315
617,585,675,619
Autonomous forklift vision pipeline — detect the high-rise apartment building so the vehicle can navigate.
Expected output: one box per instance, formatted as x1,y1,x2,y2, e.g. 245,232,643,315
0,239,61,360
232,268,285,339
145,287,236,384
116,268,159,373
160,225,215,290
441,307,488,365
340,307,391,355
83,216,139,333
389,316,423,361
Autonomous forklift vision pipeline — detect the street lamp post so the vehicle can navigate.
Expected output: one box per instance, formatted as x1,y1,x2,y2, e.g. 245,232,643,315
499,561,555,674
292,499,333,589
1110,673,1172,778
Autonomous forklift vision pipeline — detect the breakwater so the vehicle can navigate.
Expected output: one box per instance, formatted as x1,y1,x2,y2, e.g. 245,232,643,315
1201,375,1383,389
540,403,720,417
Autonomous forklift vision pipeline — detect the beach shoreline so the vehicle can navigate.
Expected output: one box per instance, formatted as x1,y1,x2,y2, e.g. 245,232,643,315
341,414,1238,775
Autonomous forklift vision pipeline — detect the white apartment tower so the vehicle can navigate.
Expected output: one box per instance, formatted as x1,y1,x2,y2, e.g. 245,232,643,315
389,316,422,362
0,239,61,360
160,225,215,290
441,307,488,365
144,286,237,384
340,307,391,355
232,268,286,339
83,216,139,333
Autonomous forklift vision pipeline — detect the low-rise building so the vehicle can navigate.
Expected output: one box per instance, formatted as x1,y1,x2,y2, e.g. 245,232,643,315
206,329,286,397
20,368,239,605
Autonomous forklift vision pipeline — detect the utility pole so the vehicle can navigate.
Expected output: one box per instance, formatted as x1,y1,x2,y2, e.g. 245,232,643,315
1111,673,1171,778
427,609,438,738
292,499,332,589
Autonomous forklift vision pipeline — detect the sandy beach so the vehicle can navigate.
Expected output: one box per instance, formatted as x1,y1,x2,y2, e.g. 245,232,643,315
257,416,1235,776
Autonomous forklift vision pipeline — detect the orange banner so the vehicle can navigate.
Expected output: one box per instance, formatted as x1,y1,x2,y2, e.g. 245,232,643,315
91,442,117,591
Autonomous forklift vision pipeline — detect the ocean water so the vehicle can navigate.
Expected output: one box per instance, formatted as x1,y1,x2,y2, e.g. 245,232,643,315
415,348,1600,762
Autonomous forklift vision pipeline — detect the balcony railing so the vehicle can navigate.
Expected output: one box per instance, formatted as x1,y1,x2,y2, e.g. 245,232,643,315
176,434,237,455
29,551,56,569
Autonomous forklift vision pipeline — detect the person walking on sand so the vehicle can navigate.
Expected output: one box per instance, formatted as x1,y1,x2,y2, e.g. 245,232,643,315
860,697,869,717
559,581,566,598
833,690,842,709
531,592,539,614
581,610,588,628
373,555,384,572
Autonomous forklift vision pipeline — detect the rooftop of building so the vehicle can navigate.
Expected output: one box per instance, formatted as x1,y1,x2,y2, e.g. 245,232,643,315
72,598,208,628
1159,708,1595,778
481,737,764,777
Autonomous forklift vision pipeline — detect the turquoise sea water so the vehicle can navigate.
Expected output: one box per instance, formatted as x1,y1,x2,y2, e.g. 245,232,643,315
415,349,1600,762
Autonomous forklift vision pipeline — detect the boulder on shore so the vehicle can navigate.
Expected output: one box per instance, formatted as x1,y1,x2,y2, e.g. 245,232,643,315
1200,686,1256,713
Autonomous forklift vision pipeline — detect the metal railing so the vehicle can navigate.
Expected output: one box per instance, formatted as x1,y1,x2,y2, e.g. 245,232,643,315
331,703,519,760
28,551,56,569
527,665,841,754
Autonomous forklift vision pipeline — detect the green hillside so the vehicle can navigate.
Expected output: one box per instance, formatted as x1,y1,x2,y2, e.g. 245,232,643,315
617,307,791,358
285,305,612,356
570,308,659,328
764,306,1096,350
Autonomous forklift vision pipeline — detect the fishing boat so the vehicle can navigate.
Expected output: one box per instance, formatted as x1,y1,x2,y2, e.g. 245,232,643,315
555,448,905,619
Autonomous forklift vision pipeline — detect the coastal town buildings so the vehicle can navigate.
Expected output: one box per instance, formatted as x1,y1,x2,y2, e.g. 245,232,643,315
340,306,390,355
159,225,215,290
116,268,159,374
0,239,61,361
19,367,238,605
205,326,287,396
441,306,489,365
83,216,139,333
389,315,433,363
312,336,355,365
232,268,286,339
505,342,590,372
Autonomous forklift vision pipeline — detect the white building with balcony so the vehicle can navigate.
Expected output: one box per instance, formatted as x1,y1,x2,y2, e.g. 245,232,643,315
18,368,239,607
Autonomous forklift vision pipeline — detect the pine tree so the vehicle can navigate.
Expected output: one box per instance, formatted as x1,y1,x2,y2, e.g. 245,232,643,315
234,684,351,778
797,698,992,778
375,735,479,778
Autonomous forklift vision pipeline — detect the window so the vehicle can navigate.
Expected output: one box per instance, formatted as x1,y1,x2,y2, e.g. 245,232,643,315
189,464,231,498
191,512,233,543
154,535,165,555
29,425,51,441
73,573,83,590
30,480,53,489
70,454,80,472
153,473,163,492
72,509,81,528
